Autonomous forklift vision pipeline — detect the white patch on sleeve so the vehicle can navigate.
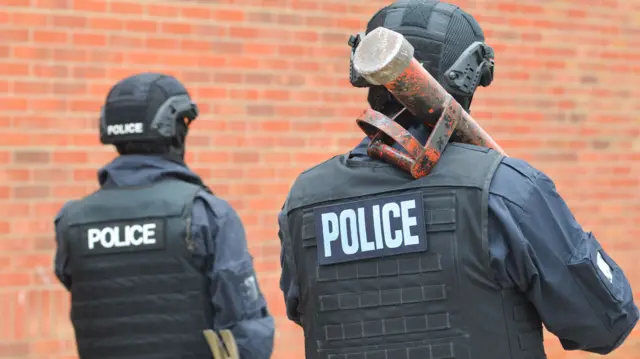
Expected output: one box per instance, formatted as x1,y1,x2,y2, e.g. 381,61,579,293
596,251,613,284
242,275,259,302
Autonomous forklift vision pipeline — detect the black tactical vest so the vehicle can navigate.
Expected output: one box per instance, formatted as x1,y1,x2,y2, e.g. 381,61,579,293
59,179,213,359
281,143,546,359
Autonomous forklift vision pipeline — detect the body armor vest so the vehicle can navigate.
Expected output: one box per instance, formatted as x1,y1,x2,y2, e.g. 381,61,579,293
59,179,213,359
282,143,546,359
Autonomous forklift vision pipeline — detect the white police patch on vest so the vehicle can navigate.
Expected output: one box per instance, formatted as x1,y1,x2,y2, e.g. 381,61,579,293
78,218,166,256
314,191,427,265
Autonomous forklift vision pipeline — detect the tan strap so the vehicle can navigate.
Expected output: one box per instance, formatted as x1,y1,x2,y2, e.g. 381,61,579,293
219,330,239,359
203,329,239,359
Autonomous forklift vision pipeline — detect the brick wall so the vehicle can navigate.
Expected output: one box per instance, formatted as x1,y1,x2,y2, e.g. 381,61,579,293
0,0,638,358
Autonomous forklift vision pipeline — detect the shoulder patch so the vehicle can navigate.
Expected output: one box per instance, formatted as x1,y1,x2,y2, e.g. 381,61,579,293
314,191,427,265
76,218,167,256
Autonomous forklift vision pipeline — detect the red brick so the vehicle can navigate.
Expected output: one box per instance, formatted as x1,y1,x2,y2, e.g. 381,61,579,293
109,1,143,14
73,0,107,12
0,343,29,357
51,15,86,28
147,4,177,17
211,9,244,21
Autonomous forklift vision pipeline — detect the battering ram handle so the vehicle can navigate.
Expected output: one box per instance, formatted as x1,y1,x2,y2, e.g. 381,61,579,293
352,27,506,178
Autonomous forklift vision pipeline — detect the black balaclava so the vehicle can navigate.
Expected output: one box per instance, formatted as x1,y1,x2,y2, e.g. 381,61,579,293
104,73,193,165
365,0,486,126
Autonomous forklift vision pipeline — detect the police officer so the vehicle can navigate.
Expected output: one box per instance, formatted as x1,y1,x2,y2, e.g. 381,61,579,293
278,1,638,358
53,73,275,359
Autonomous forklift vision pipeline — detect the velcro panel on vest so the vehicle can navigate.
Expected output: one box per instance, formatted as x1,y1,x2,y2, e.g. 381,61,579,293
504,290,546,358
303,190,460,351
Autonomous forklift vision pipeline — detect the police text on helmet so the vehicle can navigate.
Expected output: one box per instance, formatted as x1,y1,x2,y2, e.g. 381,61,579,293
106,122,144,136
87,223,157,250
314,192,427,265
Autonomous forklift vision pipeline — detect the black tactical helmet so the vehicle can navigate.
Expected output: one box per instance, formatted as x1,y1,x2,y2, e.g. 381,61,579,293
348,0,494,113
98,73,199,159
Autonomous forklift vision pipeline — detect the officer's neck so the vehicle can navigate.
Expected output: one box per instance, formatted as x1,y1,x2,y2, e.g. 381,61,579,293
386,106,471,147
385,110,432,147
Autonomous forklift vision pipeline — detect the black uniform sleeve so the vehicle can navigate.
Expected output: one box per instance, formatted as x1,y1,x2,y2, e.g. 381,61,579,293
192,194,275,359
504,171,638,354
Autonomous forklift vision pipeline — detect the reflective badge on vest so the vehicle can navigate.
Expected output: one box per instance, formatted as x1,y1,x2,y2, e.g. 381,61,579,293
78,218,166,256
314,191,427,265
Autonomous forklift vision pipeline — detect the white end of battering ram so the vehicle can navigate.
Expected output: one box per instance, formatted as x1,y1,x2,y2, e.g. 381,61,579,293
352,27,415,86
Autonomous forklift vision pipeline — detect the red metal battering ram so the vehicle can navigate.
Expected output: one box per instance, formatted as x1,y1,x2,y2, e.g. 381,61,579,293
352,27,507,179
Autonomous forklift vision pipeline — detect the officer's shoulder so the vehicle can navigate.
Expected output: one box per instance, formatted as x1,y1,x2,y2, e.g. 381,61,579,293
193,189,237,220
290,154,341,189
298,154,341,177
490,155,545,208
54,200,78,225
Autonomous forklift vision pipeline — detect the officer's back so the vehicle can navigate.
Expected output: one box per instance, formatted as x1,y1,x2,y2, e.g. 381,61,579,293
54,73,275,359
278,1,638,358
284,142,540,358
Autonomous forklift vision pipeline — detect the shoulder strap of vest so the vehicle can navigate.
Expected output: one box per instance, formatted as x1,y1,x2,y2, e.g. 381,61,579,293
480,152,505,274
163,170,215,196
135,179,206,235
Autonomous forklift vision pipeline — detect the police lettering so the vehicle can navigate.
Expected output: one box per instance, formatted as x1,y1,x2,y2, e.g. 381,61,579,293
315,192,427,265
106,122,143,136
321,200,419,257
87,223,157,250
